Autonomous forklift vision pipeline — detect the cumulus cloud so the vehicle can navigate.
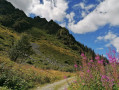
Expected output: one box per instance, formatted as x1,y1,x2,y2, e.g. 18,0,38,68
7,0,68,21
59,22,66,27
97,32,117,41
97,31,119,52
66,12,75,23
69,0,119,34
73,2,95,10
6,0,36,15
73,2,95,18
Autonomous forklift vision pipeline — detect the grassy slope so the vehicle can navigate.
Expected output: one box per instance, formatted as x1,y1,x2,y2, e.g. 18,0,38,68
0,25,78,71
26,27,83,71
0,25,73,89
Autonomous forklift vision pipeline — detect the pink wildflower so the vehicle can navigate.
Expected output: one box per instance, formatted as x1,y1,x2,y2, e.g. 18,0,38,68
80,66,82,69
112,50,116,54
98,59,103,64
83,56,87,60
95,55,100,60
90,60,93,62
88,62,91,66
64,76,67,79
81,53,85,57
98,60,102,64
74,64,78,68
87,69,90,73
73,80,77,83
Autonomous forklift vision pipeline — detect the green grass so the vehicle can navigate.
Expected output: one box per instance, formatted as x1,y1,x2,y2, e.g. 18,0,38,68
0,56,73,89
0,87,10,90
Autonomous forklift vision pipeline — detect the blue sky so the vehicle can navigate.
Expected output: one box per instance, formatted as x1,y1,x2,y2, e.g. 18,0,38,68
7,0,119,56
58,0,119,56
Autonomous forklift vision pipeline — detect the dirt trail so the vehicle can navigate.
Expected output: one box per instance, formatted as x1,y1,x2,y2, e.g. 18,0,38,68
35,77,75,90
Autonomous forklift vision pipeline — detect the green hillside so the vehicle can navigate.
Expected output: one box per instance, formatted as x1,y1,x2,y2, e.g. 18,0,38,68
0,0,96,68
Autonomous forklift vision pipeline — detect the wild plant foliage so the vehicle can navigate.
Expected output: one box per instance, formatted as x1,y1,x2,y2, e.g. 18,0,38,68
69,49,119,90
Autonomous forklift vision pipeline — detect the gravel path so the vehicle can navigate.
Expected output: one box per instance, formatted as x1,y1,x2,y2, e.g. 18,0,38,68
35,77,75,90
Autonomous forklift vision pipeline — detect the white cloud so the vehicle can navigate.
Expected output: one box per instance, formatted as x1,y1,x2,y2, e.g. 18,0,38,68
97,32,117,41
85,4,95,11
7,0,68,21
69,0,119,34
112,37,119,52
97,48,104,50
59,22,66,27
66,12,75,23
73,3,84,8
73,2,95,18
79,2,85,9
6,0,36,15
97,31,119,52
97,36,104,40
73,2,95,10
81,11,87,18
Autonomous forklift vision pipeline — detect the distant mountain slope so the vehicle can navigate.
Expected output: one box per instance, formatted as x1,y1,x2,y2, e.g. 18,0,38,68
0,0,107,71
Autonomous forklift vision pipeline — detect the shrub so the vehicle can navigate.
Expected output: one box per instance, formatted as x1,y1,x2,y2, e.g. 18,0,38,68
0,65,33,90
9,34,33,62
0,87,10,90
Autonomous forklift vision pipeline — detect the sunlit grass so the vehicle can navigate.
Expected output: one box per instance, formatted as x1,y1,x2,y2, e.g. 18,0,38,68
0,56,72,89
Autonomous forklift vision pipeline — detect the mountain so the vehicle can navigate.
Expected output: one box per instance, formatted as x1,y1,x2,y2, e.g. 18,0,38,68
0,0,107,71
0,0,109,89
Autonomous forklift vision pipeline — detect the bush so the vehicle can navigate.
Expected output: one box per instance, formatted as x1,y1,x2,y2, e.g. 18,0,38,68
0,87,10,90
0,65,33,90
9,34,33,62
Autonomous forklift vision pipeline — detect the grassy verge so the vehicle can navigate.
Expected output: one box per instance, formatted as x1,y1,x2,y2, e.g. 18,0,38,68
0,56,73,90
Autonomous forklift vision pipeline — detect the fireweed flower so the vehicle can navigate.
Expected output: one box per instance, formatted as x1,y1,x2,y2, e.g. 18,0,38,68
88,62,91,66
83,56,87,60
74,64,78,68
95,55,100,60
112,50,116,54
98,60,101,64
109,57,117,63
101,75,114,88
80,66,82,69
87,69,90,73
109,60,113,64
64,76,67,79
73,80,77,83
108,54,112,60
81,53,85,57
98,60,103,64
90,60,93,62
